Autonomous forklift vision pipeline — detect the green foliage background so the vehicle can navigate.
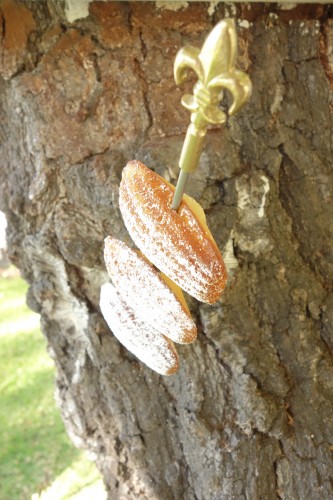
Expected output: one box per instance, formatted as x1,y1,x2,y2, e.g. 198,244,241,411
0,273,104,499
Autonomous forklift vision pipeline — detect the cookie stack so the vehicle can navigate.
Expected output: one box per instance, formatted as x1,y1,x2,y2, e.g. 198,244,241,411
100,161,227,375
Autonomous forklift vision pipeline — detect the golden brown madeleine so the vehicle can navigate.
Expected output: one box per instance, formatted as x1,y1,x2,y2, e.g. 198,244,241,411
100,283,179,375
104,236,197,344
119,160,227,304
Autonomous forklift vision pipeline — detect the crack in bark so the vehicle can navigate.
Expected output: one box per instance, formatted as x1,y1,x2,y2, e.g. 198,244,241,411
91,51,102,83
277,143,331,292
319,12,333,90
125,5,153,139
273,440,286,500
0,6,5,39
133,41,153,137
197,307,233,380
320,32,333,90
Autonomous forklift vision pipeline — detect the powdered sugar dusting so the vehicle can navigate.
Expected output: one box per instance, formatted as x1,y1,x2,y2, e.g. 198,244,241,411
104,236,197,344
119,161,227,303
100,283,179,375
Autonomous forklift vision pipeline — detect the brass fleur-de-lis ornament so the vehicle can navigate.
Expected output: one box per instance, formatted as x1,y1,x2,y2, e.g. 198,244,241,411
171,19,252,210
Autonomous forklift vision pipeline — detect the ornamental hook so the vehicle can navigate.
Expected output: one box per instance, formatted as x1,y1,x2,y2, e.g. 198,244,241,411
171,19,252,210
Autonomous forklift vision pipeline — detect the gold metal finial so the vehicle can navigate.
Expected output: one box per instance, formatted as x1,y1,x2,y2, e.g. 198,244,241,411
171,19,252,210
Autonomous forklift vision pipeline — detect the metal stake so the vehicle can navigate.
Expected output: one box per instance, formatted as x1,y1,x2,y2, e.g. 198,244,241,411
171,19,252,210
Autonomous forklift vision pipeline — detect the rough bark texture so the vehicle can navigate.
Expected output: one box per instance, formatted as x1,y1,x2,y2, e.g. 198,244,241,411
1,1,333,499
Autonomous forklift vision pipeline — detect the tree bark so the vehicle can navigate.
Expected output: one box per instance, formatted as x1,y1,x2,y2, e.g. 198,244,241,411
1,1,333,498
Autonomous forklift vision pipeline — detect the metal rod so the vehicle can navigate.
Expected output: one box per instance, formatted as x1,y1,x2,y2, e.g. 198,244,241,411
170,19,252,211
171,170,189,210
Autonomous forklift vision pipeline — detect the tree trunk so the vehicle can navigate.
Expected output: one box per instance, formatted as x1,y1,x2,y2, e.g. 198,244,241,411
1,1,333,498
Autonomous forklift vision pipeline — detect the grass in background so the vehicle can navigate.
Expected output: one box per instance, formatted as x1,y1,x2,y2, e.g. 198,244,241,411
0,271,105,499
